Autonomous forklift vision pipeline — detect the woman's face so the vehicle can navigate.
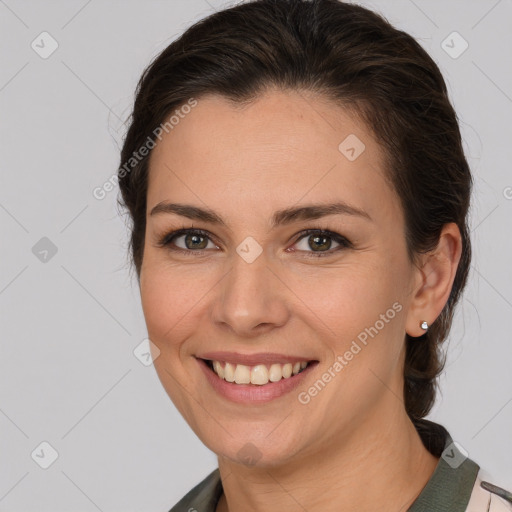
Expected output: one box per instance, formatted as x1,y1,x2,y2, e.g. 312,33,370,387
140,89,420,466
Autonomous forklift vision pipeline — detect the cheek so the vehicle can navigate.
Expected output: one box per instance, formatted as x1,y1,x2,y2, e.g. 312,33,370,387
294,261,407,392
294,263,402,337
139,263,212,352
139,242,234,361
302,270,406,397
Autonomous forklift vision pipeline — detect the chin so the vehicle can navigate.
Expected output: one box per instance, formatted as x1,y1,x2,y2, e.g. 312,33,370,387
207,431,303,468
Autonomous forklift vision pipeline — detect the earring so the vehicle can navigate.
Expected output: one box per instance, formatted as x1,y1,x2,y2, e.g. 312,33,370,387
420,321,429,331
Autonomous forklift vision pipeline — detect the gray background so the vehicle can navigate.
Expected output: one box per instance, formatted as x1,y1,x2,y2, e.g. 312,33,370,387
1,0,511,510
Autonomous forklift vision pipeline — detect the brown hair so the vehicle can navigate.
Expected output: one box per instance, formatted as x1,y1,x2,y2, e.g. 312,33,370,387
117,0,472,427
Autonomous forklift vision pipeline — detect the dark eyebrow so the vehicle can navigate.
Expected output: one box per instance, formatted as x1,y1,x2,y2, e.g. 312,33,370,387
149,201,372,227
271,202,372,226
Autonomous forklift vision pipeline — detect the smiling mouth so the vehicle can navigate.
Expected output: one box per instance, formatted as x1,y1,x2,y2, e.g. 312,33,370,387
201,358,317,386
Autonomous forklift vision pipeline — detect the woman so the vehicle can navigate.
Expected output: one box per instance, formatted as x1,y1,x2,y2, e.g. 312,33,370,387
117,1,511,510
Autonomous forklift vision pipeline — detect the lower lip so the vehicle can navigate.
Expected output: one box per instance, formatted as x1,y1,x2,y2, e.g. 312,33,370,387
196,358,319,404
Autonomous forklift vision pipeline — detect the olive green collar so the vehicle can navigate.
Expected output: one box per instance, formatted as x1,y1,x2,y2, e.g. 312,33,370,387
169,420,479,512
408,419,479,511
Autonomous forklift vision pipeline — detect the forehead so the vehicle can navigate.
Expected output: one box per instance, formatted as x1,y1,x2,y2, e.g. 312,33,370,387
146,89,397,225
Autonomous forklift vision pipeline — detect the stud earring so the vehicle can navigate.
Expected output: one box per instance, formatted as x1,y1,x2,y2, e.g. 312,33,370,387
420,321,429,331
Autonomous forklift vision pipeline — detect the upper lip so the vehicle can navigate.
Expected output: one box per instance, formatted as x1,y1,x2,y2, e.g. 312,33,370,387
196,351,317,366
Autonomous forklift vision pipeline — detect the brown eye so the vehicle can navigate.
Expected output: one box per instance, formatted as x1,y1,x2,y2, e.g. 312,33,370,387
182,233,209,250
308,234,333,251
292,229,351,257
159,229,218,252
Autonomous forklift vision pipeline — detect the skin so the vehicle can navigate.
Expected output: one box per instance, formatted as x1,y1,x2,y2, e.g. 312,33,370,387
139,88,462,512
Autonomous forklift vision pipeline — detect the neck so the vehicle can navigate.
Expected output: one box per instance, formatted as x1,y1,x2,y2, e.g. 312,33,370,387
216,406,439,512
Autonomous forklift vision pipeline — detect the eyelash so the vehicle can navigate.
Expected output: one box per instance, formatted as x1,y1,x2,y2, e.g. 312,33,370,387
156,226,352,258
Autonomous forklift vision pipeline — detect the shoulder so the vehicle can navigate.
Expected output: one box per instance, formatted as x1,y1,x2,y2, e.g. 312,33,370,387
466,472,512,511
168,468,222,512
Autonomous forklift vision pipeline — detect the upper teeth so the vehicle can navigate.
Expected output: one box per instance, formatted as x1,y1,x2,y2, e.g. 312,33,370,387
211,361,309,385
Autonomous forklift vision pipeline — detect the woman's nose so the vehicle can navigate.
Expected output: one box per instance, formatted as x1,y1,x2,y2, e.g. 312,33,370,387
210,249,291,338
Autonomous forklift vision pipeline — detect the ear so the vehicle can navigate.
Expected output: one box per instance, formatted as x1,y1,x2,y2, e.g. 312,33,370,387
405,223,463,337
